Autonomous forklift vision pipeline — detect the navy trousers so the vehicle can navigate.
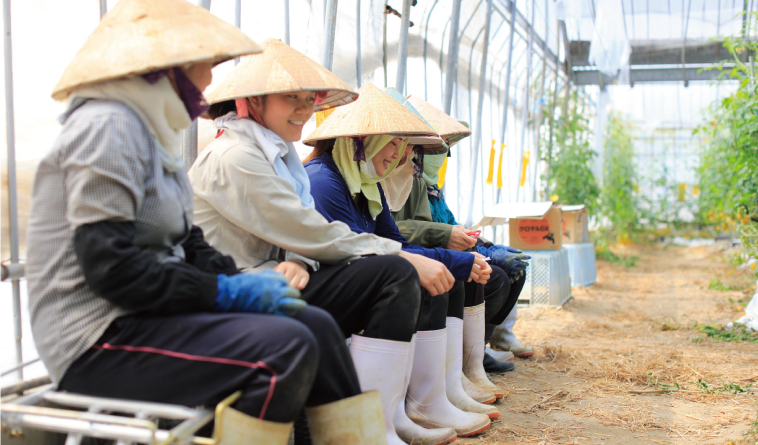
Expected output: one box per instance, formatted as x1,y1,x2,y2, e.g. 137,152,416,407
59,307,361,423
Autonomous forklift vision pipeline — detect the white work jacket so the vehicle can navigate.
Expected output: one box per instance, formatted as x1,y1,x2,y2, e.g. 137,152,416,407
187,128,402,272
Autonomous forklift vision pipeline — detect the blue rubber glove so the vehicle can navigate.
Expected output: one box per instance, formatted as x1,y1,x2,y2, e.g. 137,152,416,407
477,245,531,277
215,270,307,317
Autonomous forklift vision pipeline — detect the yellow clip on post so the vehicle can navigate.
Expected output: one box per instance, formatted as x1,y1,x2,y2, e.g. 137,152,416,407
496,144,505,189
678,183,687,201
519,150,530,187
485,139,495,185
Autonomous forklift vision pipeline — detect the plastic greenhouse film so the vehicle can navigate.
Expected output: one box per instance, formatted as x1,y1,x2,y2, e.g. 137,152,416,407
588,0,631,77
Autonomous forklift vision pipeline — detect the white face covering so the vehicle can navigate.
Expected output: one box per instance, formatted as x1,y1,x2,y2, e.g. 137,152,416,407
359,158,381,179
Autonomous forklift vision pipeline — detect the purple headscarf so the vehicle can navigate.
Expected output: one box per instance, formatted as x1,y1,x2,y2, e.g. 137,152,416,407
143,67,210,120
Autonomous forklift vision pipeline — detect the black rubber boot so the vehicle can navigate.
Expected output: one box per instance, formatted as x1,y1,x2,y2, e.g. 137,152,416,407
483,351,515,374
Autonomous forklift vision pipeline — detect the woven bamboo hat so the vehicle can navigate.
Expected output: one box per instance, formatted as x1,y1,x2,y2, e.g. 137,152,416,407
383,88,443,148
51,0,262,101
406,95,472,149
205,39,357,112
303,83,438,146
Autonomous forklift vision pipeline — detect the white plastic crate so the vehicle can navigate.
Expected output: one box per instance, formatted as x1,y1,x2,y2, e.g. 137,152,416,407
564,243,597,287
519,248,572,307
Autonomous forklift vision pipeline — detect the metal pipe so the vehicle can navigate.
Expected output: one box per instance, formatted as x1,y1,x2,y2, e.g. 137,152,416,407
284,0,290,45
180,0,211,169
439,17,451,101
423,0,440,100
395,0,413,93
383,0,388,87
464,0,493,226
443,0,463,114
497,0,517,204
4,0,23,382
356,0,362,85
99,0,107,18
544,19,561,198
234,0,241,65
0,377,51,397
182,122,199,170
516,0,534,203
322,0,339,70
0,357,39,377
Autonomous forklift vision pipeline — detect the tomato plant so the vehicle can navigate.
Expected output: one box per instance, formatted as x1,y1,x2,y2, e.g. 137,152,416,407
695,14,758,262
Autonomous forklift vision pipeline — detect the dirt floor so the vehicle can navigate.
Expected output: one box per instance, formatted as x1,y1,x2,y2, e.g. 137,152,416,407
462,242,758,445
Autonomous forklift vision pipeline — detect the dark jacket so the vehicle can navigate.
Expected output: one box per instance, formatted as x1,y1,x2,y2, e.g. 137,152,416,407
304,153,474,280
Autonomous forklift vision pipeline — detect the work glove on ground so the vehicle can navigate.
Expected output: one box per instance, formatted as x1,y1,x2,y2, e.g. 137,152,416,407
215,270,306,316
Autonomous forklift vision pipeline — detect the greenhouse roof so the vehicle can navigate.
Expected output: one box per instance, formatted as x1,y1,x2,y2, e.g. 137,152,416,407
565,0,747,86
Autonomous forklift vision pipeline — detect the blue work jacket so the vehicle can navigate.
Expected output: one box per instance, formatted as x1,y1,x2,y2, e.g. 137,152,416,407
304,153,474,280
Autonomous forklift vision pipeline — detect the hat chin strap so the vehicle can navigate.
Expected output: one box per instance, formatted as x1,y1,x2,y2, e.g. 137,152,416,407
235,97,268,129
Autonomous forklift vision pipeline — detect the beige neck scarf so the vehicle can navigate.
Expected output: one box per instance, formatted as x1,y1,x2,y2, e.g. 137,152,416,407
71,75,192,172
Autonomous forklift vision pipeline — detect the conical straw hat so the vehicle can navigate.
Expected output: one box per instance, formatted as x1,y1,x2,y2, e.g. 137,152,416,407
303,83,437,146
383,88,443,148
52,0,262,101
406,95,472,149
205,39,357,112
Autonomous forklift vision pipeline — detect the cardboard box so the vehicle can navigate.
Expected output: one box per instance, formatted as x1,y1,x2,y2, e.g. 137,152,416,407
503,202,563,251
561,204,589,244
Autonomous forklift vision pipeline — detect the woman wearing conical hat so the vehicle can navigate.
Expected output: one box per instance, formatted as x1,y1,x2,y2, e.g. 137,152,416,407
187,38,457,445
381,93,533,405
25,2,368,443
303,83,494,440
379,88,510,417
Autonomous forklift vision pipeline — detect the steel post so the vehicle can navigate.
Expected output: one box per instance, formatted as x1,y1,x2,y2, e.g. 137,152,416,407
4,0,22,381
181,0,210,169
544,19,561,198
395,0,412,93
442,0,463,114
99,0,107,18
322,0,338,70
234,0,241,65
516,0,534,203
423,0,440,100
497,0,517,203
284,0,290,45
356,0,361,85
464,0,493,227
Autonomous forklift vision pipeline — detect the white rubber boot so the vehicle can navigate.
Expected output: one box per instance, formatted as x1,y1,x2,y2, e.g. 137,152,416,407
405,329,491,437
393,334,458,445
445,317,499,420
462,304,503,400
461,374,496,404
491,305,534,358
350,334,410,445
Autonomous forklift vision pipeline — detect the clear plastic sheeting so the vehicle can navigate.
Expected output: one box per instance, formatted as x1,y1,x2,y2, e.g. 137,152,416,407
588,0,631,77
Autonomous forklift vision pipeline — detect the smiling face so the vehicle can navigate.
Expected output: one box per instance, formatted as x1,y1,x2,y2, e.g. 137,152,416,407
249,91,317,142
371,137,404,177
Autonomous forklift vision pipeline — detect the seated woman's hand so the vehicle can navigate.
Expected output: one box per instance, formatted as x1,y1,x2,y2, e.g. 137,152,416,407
399,251,455,296
468,252,492,284
447,225,478,251
215,270,306,316
273,260,310,290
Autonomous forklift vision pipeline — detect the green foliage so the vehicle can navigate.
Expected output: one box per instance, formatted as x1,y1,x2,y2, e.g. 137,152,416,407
708,278,733,291
599,112,639,241
695,14,758,265
542,91,600,214
694,323,758,343
595,244,639,267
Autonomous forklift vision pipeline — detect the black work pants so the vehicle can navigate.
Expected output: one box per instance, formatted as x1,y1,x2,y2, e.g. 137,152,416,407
59,307,360,423
302,255,435,341
484,268,527,342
